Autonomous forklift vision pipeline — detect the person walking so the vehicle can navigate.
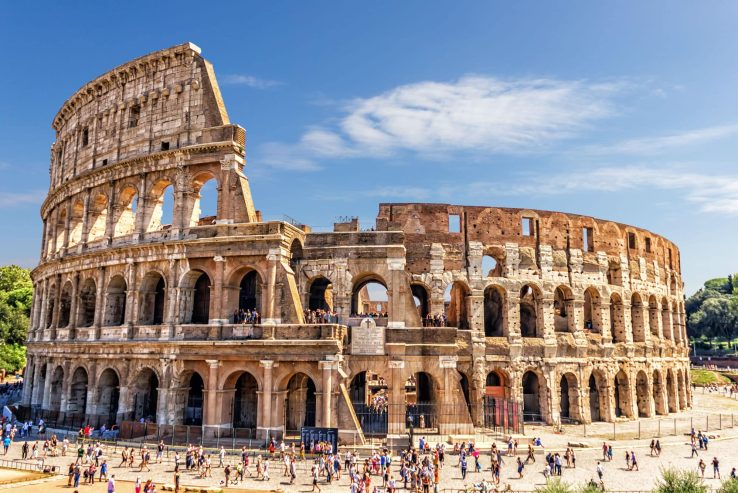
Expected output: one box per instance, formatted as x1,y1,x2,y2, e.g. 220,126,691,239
712,457,721,479
596,461,604,483
107,474,115,493
698,459,706,478
691,441,699,457
516,457,524,478
460,454,467,480
630,451,638,471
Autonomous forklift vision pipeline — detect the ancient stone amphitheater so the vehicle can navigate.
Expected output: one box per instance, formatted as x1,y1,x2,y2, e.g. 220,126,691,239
21,43,691,442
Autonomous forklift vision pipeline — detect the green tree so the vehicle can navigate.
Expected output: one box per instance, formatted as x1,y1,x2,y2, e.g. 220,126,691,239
0,344,25,373
0,265,31,293
704,277,733,295
654,468,708,493
0,302,29,345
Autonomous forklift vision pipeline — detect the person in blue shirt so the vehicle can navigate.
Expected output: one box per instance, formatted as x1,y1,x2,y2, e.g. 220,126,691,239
2,436,11,455
460,455,467,480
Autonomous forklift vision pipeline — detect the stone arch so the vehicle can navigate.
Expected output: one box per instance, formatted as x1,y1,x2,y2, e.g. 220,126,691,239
482,369,512,429
224,266,265,319
131,367,159,422
631,293,646,342
652,369,667,415
221,369,260,430
144,178,174,232
351,274,389,317
58,281,73,328
559,372,582,422
445,280,471,330
553,285,574,333
406,371,438,430
610,293,626,343
77,277,97,327
519,284,543,338
188,172,219,227
522,369,547,422
614,369,633,418
179,270,211,324
54,207,67,252
635,370,651,417
483,284,505,336
68,199,84,246
411,283,430,320
661,298,673,341
139,271,166,325
97,368,120,425
284,372,317,432
87,193,109,243
672,301,682,344
481,253,502,278
184,372,204,426
588,370,608,422
68,366,89,417
648,295,660,337
583,287,603,333
103,275,127,326
308,276,333,311
349,370,389,436
289,239,303,274
666,369,677,412
49,365,64,414
677,369,687,410
113,185,138,237
45,283,57,328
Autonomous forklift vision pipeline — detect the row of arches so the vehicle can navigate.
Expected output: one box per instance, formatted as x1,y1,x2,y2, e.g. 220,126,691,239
45,174,218,255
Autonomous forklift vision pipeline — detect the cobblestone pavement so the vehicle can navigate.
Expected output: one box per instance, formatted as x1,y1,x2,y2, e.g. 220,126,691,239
4,392,738,492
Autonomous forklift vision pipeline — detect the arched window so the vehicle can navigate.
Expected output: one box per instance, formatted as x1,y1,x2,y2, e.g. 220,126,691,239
59,282,73,328
610,293,626,342
445,281,470,330
308,277,332,311
190,272,211,324
114,186,138,237
631,293,645,342
77,278,97,327
239,271,262,312
87,194,109,243
411,284,430,320
145,180,174,232
189,175,218,226
139,272,166,325
519,285,541,338
481,255,499,277
68,200,84,246
352,277,388,318
483,285,504,336
103,276,127,326
583,287,601,333
553,286,573,332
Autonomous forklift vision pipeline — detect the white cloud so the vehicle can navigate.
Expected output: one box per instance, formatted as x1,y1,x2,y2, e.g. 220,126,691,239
221,74,283,89
584,124,738,156
259,75,626,170
0,190,45,207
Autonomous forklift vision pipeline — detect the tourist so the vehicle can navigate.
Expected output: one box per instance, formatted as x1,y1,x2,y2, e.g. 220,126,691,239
174,468,181,493
630,451,638,471
650,439,656,456
691,441,699,457
596,461,604,482
655,439,661,456
698,458,707,478
224,463,231,486
460,452,467,479
219,446,226,467
157,440,165,463
712,457,721,479
625,450,631,470
107,474,115,493
517,457,524,478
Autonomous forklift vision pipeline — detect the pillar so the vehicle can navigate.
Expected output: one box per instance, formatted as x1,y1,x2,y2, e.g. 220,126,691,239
203,359,221,433
259,360,275,439
387,258,406,329
41,363,54,410
319,360,335,428
211,255,227,323
263,250,280,324
20,356,35,407
387,360,405,435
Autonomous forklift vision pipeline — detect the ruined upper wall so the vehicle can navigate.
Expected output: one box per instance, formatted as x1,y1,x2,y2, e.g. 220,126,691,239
376,203,682,282
49,42,230,189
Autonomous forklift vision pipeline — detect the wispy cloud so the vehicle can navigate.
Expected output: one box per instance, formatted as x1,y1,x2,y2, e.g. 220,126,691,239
259,75,628,170
221,74,283,89
0,190,45,207
584,124,738,156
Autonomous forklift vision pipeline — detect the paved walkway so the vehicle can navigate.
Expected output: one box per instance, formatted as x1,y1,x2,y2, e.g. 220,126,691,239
3,392,738,492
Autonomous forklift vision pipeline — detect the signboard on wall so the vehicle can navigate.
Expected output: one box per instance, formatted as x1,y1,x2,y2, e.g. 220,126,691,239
351,322,385,355
301,426,339,452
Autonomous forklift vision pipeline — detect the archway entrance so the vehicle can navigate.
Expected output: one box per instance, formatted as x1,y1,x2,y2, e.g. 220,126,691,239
349,371,388,436
239,271,261,312
185,373,204,426
308,277,332,311
49,366,64,416
666,370,677,412
104,276,127,326
483,286,504,336
98,369,120,426
406,372,436,431
636,371,650,417
68,367,88,419
588,374,603,422
140,273,165,325
191,273,210,323
522,371,543,422
232,372,258,430
285,373,316,433
652,370,667,415
559,373,580,422
483,370,516,431
445,282,470,329
351,278,388,318
614,370,632,418
411,284,430,320
132,368,159,422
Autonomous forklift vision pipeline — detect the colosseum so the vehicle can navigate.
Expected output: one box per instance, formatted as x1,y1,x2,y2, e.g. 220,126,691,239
21,42,691,443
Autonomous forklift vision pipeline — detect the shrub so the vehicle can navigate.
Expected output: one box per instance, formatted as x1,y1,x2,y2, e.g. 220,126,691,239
534,478,574,493
653,467,708,493
718,478,738,493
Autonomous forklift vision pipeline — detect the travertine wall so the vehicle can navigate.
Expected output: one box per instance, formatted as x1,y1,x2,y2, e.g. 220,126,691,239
22,43,691,441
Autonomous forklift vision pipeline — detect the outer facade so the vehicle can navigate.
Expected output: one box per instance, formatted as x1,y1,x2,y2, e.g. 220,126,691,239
21,43,691,441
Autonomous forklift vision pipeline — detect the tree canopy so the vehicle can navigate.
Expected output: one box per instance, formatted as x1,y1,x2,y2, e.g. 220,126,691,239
0,265,31,372
687,273,738,342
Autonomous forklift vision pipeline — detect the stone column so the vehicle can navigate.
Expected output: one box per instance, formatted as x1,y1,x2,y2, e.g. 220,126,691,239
93,267,106,330
387,360,406,435
259,360,275,439
62,200,71,252
203,359,221,434
387,258,406,329
51,274,62,330
79,190,91,251
263,250,280,324
134,174,147,238
211,255,227,323
20,356,35,407
30,360,44,408
319,360,335,428
468,293,484,335
125,260,137,329
41,362,53,410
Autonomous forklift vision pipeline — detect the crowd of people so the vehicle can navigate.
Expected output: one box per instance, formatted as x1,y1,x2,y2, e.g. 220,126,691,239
304,308,339,324
422,313,449,327
232,308,262,324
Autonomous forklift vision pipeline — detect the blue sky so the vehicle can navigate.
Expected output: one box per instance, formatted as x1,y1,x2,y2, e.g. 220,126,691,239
1,1,737,294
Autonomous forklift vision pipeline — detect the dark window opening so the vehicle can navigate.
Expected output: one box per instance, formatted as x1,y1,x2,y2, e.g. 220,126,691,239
161,141,170,151
81,127,89,147
645,237,652,253
628,232,637,249
102,159,108,166
128,105,140,128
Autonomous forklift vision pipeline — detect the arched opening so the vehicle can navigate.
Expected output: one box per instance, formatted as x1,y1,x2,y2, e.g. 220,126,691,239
666,370,677,412
238,270,262,314
139,272,166,325
351,277,388,318
190,175,218,226
349,371,388,436
636,370,650,417
232,372,258,430
522,371,543,422
553,286,573,332
652,370,667,415
406,372,436,430
58,281,73,328
481,255,499,277
289,240,303,275
559,373,581,423
483,285,505,336
677,370,687,409
445,281,470,330
190,272,211,324
610,293,626,343
49,366,64,415
589,373,604,422
648,296,659,337
45,284,57,328
132,368,159,422
285,373,316,433
308,277,332,311
35,365,47,409
520,285,541,338
459,371,471,411
145,180,174,232
661,298,673,341
614,370,632,418
411,284,430,320
97,369,120,426
103,276,127,326
483,370,511,429
672,302,682,344
114,186,138,237
87,193,109,243
185,372,204,426
68,200,84,246
583,287,601,333
631,293,645,342
68,367,89,418
77,278,97,327
54,208,67,252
